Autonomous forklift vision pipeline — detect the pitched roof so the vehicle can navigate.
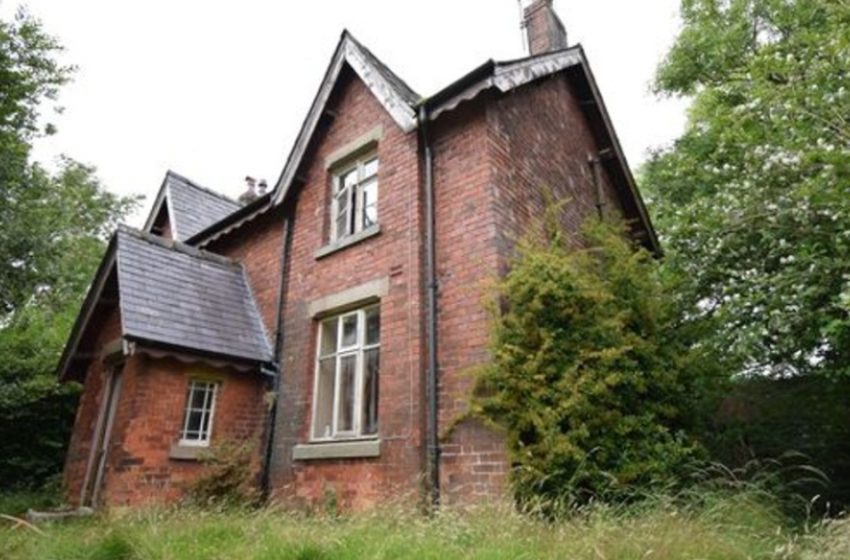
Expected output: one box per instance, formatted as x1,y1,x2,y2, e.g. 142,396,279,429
57,227,272,380
143,170,242,241
189,30,422,246
188,34,659,254
422,46,660,253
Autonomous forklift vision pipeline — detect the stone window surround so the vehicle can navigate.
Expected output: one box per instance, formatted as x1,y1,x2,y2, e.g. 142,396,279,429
294,277,389,461
316,126,384,260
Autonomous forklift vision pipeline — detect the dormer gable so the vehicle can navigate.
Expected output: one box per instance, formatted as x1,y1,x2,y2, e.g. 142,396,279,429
143,170,241,241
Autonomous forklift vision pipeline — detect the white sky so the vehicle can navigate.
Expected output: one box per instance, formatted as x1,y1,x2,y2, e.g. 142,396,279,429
2,0,689,226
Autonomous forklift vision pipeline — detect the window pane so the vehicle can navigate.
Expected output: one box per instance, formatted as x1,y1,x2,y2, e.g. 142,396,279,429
337,355,356,432
181,381,216,443
341,314,358,348
362,157,378,179
335,206,349,239
341,168,358,189
186,410,203,436
362,349,380,435
366,308,380,345
190,384,207,409
360,179,378,229
320,318,337,356
313,358,336,439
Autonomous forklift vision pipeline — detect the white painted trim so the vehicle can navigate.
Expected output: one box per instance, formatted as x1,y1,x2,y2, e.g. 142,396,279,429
428,48,583,121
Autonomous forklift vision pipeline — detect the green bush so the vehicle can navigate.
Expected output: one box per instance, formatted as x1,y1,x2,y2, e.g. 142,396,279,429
475,216,720,506
187,439,260,508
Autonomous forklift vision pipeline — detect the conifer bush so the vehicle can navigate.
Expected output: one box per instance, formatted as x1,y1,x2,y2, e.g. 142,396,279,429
475,217,719,506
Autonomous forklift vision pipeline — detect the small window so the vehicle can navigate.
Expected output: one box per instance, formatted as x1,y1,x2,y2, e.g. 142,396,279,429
179,380,218,447
312,306,381,440
330,153,379,242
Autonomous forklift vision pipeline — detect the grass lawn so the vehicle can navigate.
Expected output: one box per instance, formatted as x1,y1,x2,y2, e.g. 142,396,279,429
2,490,849,559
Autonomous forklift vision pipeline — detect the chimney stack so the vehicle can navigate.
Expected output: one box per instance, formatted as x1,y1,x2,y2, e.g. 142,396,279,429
522,0,568,55
239,175,259,205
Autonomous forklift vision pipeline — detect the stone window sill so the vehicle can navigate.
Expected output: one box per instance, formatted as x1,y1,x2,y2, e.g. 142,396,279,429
169,443,208,461
315,225,381,260
292,439,381,461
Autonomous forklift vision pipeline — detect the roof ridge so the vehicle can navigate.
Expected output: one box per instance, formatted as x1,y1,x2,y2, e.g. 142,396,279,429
165,170,242,207
117,225,239,268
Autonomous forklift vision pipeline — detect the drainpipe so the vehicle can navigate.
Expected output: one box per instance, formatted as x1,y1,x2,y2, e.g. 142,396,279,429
419,105,441,507
588,148,614,219
261,209,295,500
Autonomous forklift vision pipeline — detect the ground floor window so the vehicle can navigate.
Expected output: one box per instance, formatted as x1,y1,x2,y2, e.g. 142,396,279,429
312,305,380,440
179,380,218,446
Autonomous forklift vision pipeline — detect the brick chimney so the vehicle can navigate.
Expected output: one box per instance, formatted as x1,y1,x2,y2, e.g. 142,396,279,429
523,0,568,55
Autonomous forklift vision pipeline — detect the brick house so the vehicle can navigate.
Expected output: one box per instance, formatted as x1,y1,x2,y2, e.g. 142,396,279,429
58,0,659,509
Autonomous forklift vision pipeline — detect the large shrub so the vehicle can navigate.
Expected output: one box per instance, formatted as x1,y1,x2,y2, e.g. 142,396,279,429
475,217,719,505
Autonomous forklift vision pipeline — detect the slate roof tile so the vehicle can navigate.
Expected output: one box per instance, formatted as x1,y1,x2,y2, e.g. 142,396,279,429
164,172,242,240
115,227,272,362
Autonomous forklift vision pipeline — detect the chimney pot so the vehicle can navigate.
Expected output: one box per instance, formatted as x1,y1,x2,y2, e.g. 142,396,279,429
239,175,260,204
523,0,568,55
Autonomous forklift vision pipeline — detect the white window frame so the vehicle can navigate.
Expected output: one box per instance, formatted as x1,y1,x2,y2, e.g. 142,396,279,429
179,380,219,447
330,153,378,242
310,305,380,441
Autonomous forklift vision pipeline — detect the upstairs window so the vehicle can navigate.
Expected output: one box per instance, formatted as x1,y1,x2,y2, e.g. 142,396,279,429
179,380,218,447
331,154,378,242
312,306,380,440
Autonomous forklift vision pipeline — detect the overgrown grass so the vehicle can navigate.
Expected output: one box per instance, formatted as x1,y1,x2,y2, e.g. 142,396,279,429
2,489,848,559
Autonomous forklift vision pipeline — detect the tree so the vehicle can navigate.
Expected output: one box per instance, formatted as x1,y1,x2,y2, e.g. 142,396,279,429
642,0,850,377
0,10,139,488
475,218,717,506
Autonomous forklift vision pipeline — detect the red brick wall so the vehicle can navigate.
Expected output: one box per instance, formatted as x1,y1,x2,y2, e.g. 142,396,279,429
427,97,508,505
488,74,623,258
435,76,625,504
211,67,427,510
63,306,122,504
63,65,636,511
99,355,266,506
64,329,267,507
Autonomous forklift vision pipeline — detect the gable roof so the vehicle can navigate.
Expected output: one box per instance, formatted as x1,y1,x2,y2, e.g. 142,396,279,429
188,34,659,254
143,170,242,241
57,227,272,380
188,31,422,246
270,31,420,207
422,45,661,253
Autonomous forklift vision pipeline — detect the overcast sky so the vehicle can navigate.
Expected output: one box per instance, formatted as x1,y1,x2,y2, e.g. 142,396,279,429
2,0,689,225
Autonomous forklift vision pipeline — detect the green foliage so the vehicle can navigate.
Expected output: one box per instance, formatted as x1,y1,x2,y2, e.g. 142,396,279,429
187,440,261,508
643,0,850,377
712,376,850,513
0,159,138,489
0,7,71,186
0,479,62,516
475,217,720,505
0,490,838,559
0,10,140,489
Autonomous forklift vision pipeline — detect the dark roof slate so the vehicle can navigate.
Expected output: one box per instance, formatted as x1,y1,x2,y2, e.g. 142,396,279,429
116,227,272,362
163,172,242,240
